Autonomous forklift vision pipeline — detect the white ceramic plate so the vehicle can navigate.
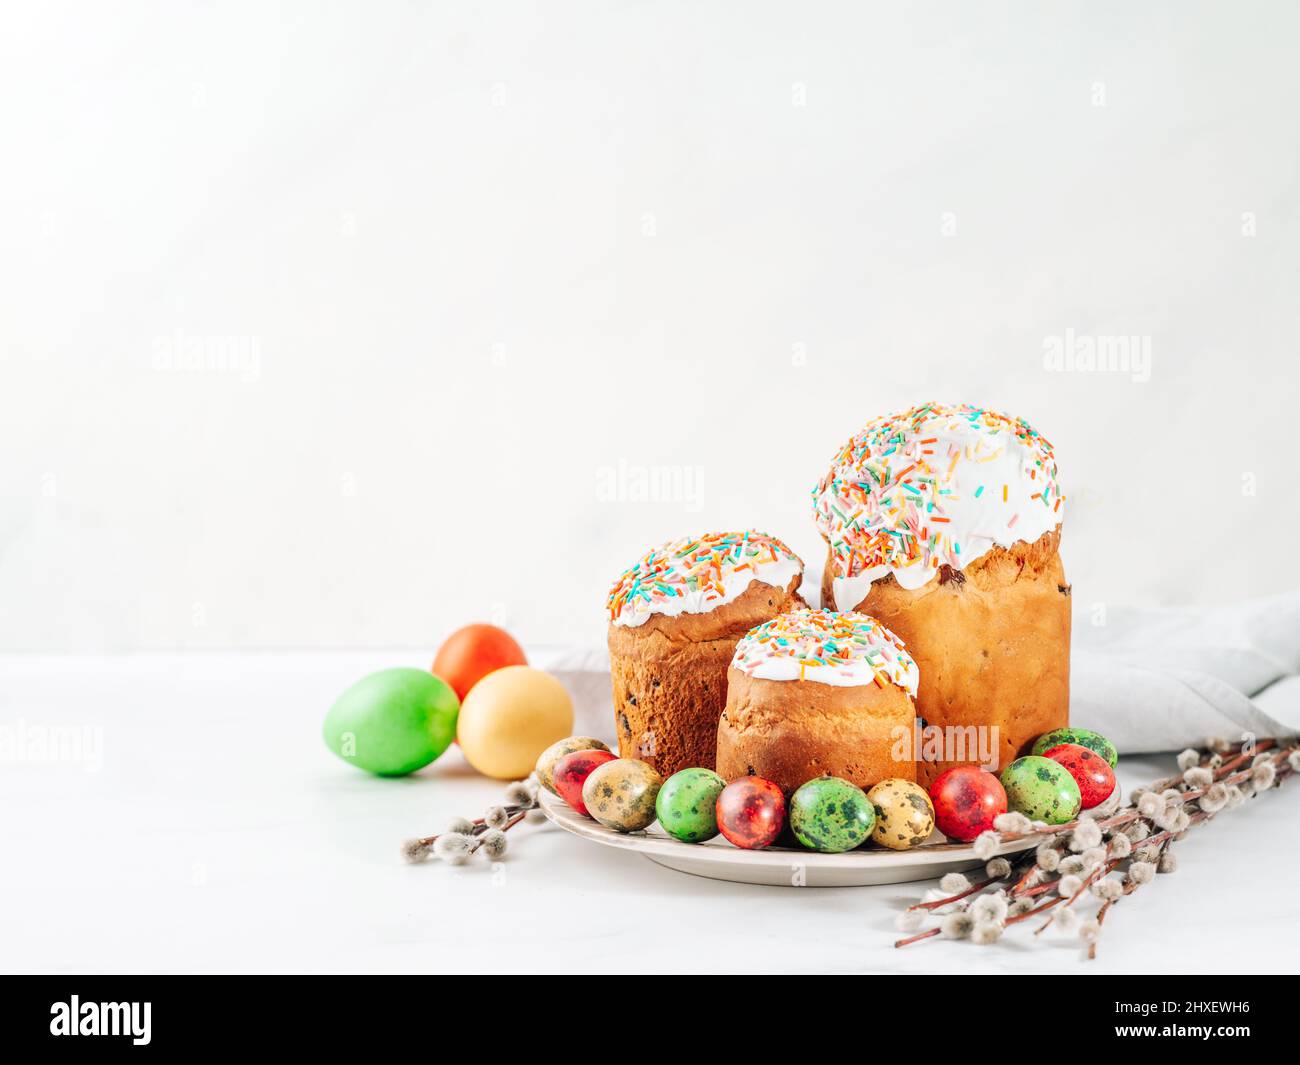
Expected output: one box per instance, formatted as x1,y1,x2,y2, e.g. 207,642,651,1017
538,789,1045,887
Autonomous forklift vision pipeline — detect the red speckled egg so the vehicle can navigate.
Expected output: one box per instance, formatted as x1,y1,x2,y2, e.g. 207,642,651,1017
1044,743,1116,810
715,776,786,849
553,749,617,816
929,766,1008,842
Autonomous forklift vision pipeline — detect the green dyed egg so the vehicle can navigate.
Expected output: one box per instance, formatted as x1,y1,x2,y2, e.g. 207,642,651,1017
790,776,875,853
656,768,727,843
1031,727,1118,768
323,668,459,776
1000,756,1081,824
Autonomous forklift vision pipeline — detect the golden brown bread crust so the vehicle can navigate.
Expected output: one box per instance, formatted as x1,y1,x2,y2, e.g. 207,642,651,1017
824,528,1070,790
715,667,916,795
607,575,804,777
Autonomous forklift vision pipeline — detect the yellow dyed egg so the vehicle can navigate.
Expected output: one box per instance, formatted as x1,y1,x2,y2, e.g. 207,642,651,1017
457,666,574,780
867,778,935,851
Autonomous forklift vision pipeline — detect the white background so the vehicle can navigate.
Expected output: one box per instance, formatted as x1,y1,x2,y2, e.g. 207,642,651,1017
4,1,1299,653
4,2,1300,981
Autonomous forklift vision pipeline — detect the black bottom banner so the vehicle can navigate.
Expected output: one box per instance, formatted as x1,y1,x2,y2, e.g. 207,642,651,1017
1,974,1291,1050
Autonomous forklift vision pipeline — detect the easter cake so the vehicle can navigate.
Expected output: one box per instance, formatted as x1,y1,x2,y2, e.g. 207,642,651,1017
606,531,804,777
715,607,919,794
812,402,1069,788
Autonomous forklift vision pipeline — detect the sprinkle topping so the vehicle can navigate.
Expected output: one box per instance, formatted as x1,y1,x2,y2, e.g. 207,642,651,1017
607,531,803,628
731,608,919,693
812,402,1063,602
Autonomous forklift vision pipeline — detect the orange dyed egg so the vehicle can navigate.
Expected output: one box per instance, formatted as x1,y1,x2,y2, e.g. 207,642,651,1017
433,623,527,701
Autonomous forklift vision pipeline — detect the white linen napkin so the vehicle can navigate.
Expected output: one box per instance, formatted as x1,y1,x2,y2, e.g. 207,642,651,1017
1070,589,1300,753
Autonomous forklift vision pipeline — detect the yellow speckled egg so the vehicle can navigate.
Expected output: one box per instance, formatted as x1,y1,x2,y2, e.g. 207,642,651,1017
581,759,662,832
457,666,574,780
867,778,935,851
534,736,611,795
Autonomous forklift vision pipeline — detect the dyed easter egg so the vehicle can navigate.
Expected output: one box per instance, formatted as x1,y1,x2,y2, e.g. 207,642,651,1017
535,736,611,795
656,768,727,843
1000,756,1081,824
553,749,617,815
582,759,663,832
789,776,875,853
1031,727,1117,768
929,766,1008,842
457,666,574,780
716,777,786,850
1044,743,1116,810
432,623,527,701
323,668,459,776
867,778,935,850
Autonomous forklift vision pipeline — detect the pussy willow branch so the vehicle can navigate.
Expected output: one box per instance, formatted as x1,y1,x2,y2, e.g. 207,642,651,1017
409,801,535,847
1088,838,1168,961
894,738,1297,952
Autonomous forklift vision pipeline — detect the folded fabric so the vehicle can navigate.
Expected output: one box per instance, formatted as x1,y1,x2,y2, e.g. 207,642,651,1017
1071,588,1300,753
534,589,1300,755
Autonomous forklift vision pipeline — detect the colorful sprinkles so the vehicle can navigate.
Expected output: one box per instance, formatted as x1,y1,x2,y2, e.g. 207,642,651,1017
732,608,918,694
607,531,802,624
811,402,1064,581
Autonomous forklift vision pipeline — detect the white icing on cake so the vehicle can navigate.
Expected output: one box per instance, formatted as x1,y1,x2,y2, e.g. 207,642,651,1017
607,531,803,628
731,607,919,694
812,403,1064,608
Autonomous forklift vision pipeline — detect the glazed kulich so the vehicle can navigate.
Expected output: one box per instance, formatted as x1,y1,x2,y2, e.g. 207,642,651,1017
715,608,919,794
606,531,804,778
811,402,1070,789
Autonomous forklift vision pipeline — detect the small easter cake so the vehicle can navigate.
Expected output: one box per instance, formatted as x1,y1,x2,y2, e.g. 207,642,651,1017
812,402,1070,788
715,607,919,795
607,531,804,778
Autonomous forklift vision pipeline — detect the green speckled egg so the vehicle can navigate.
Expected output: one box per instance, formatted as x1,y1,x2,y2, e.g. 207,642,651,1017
867,778,935,851
789,776,875,853
656,768,726,842
534,736,611,795
1001,756,1082,824
1031,728,1117,768
582,759,663,833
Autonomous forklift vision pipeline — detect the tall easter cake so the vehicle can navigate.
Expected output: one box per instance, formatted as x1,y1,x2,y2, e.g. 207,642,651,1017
811,402,1069,788
606,531,804,778
716,607,919,795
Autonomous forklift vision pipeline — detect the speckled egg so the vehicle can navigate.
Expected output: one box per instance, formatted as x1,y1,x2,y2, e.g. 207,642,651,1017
929,766,1007,842
716,777,786,850
867,778,935,851
1044,743,1116,810
789,776,875,853
534,736,611,795
553,749,617,816
582,759,663,832
1000,756,1082,824
1031,727,1117,768
656,768,727,843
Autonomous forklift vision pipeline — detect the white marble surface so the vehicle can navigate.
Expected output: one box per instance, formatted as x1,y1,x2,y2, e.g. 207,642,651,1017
3,651,1297,974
